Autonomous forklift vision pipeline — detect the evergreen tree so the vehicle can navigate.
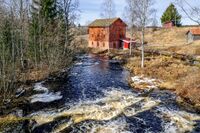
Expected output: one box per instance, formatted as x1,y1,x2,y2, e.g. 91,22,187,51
40,0,57,22
161,3,181,26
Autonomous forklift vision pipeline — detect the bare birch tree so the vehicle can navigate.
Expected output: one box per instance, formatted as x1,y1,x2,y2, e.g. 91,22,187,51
175,0,200,25
128,0,155,68
124,0,137,55
100,0,116,53
0,0,80,102
100,0,116,19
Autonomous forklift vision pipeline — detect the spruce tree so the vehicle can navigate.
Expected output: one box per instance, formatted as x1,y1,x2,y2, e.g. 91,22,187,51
161,3,181,26
40,0,57,22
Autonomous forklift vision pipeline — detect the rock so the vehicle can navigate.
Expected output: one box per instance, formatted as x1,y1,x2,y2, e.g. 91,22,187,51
138,88,155,97
15,88,26,98
3,99,11,105
11,109,23,117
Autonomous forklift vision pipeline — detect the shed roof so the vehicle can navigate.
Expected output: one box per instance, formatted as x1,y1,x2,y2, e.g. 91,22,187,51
187,28,200,35
88,18,126,27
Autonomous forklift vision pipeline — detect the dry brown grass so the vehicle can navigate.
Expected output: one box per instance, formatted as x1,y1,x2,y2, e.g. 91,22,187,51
125,55,200,107
176,70,200,105
144,27,200,56
145,27,189,47
166,41,200,55
126,56,191,81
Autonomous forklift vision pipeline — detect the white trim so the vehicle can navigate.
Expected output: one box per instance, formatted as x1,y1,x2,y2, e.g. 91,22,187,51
120,39,136,43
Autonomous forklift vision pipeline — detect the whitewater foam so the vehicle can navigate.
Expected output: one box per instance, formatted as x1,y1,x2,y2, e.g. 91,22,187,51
30,82,63,103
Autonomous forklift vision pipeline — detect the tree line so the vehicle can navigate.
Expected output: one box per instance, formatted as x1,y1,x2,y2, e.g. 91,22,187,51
0,0,79,101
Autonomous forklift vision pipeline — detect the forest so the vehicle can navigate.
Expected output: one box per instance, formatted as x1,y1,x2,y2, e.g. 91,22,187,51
0,0,79,103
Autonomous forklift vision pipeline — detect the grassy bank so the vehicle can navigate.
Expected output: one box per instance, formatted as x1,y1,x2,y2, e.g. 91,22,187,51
124,51,200,112
125,27,200,111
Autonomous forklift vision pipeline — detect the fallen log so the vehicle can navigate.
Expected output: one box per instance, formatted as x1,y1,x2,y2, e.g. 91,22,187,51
136,48,200,65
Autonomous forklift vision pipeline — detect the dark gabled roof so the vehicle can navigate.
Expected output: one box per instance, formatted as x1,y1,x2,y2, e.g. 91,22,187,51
186,28,200,35
88,18,126,27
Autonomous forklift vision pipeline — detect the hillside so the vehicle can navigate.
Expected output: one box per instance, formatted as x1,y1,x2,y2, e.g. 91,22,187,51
145,27,200,56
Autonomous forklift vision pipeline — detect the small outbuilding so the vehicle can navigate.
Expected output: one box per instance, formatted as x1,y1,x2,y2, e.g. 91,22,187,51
163,21,175,28
186,28,200,43
120,38,136,50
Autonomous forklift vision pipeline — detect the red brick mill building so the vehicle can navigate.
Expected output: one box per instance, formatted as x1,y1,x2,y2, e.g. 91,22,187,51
88,18,133,50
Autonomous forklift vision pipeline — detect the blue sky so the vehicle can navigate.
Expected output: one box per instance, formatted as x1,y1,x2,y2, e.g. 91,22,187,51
78,0,198,26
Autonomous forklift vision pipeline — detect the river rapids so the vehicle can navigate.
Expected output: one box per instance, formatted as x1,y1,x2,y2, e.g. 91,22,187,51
2,54,200,133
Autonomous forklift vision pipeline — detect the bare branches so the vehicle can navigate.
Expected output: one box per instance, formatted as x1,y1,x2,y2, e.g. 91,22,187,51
124,0,155,68
175,0,200,25
100,0,116,19
0,0,80,100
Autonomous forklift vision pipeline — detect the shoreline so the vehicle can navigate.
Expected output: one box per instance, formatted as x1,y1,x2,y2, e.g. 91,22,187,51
102,49,200,113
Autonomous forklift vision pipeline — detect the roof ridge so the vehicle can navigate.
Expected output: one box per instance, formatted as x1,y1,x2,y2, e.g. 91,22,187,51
88,17,125,27
188,28,200,35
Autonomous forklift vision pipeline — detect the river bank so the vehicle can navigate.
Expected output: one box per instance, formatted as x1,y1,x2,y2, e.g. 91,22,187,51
105,49,200,113
0,53,200,133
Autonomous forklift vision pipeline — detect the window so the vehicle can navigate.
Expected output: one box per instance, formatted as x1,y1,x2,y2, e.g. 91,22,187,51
113,43,116,48
92,42,94,45
103,42,105,47
97,42,99,47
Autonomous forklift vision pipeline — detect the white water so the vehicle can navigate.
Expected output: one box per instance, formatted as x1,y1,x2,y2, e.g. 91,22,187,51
28,87,200,133
158,106,200,133
27,55,200,133
30,82,63,103
29,88,160,131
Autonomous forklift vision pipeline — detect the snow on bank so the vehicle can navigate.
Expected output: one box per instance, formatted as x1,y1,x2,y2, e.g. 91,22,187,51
30,82,63,103
131,76,161,90
33,82,48,92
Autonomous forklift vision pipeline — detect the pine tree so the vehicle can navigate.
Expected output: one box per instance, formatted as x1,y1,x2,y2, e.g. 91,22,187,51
29,0,58,64
161,3,181,26
40,0,57,22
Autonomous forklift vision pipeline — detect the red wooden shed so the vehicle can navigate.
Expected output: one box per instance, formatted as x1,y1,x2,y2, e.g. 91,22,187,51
163,21,175,28
120,38,136,50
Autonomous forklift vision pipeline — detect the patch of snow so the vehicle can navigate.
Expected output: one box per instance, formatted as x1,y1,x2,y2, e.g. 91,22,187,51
34,82,48,92
131,76,157,84
30,92,63,103
30,82,63,103
131,76,161,89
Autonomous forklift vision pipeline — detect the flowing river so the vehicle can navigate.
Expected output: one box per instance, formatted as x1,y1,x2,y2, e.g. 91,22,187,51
4,54,200,133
